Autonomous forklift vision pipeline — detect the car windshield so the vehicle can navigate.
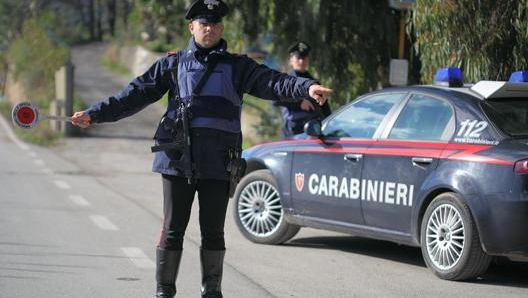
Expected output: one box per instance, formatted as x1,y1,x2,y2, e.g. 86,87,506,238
482,98,528,137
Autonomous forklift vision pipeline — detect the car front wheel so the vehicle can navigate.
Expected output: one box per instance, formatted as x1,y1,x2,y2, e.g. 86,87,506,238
233,169,300,244
421,192,492,280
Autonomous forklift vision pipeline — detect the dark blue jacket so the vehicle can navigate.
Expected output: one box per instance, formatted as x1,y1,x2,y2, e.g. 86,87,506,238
87,38,316,179
273,70,332,137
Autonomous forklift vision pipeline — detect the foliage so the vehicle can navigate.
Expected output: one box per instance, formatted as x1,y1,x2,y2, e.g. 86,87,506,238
4,0,528,145
118,0,402,108
128,0,189,51
37,5,92,45
410,0,528,83
244,0,401,106
244,95,282,142
0,0,32,53
7,18,69,104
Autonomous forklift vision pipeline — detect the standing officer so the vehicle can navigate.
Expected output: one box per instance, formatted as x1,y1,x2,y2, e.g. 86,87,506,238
70,1,332,298
273,42,332,137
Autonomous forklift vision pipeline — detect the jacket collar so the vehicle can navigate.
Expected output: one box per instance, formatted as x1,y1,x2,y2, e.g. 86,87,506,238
185,37,228,62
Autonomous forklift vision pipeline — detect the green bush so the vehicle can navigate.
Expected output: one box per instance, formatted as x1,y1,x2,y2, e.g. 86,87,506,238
4,17,72,145
7,18,69,105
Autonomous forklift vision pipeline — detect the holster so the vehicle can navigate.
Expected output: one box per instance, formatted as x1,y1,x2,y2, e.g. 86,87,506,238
227,148,246,198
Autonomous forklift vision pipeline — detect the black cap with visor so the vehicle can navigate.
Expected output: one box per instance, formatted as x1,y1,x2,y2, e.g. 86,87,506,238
185,0,229,23
288,42,311,58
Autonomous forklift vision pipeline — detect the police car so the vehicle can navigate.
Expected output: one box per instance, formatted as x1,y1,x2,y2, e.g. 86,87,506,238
232,67,528,281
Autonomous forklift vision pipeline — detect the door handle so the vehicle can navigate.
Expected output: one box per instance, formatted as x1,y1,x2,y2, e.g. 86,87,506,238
412,157,433,166
344,153,363,161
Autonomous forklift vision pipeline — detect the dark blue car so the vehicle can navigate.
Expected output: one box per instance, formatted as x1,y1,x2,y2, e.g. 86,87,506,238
232,68,528,281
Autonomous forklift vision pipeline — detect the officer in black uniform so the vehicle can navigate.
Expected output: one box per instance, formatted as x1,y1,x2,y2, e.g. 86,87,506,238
273,42,332,137
71,1,332,298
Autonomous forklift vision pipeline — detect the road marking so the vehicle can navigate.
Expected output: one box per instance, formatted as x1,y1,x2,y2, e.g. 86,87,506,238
69,194,91,207
0,113,30,151
53,180,71,189
42,168,54,174
121,247,155,269
89,215,119,231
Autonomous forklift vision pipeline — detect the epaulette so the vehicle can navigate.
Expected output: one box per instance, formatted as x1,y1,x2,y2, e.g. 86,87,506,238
166,51,178,56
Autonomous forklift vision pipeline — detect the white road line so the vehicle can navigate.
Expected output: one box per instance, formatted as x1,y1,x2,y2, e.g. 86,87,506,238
42,168,54,174
89,215,119,231
121,247,155,269
69,194,91,207
0,113,30,151
53,180,71,189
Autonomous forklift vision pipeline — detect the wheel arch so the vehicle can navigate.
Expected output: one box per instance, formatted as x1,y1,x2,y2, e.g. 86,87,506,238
415,187,488,253
244,158,268,175
414,165,483,245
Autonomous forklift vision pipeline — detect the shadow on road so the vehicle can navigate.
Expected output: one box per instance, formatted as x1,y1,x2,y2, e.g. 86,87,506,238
286,235,424,267
285,235,528,288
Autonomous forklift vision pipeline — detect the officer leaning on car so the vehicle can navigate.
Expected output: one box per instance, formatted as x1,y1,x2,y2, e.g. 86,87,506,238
70,0,333,297
273,42,332,137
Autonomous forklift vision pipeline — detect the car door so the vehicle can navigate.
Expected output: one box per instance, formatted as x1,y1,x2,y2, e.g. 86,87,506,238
290,92,406,225
361,92,455,234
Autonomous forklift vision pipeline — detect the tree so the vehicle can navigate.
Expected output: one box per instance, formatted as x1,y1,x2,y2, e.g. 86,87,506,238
7,17,69,101
266,0,400,107
410,0,528,83
0,0,34,51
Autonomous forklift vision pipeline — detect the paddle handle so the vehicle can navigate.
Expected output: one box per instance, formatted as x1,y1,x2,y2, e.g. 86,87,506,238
44,114,72,122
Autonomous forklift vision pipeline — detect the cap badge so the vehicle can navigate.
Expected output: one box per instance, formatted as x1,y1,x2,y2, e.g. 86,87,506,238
204,0,220,10
298,43,308,52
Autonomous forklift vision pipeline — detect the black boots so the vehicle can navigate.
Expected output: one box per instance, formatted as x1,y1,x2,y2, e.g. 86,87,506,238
200,249,225,298
154,248,183,298
154,248,225,298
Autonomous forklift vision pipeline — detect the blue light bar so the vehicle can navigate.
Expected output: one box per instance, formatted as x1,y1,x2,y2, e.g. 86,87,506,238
508,71,528,82
433,67,463,87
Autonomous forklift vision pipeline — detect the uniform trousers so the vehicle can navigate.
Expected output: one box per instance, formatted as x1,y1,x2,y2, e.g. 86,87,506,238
158,174,230,251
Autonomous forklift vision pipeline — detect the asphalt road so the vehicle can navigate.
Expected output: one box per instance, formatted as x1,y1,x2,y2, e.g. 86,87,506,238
0,43,527,298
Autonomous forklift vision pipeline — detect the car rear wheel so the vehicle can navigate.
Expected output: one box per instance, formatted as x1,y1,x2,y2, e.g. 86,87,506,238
233,169,300,244
421,192,492,280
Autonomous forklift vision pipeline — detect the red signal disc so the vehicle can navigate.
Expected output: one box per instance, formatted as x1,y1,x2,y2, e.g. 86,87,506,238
12,102,39,129
16,106,36,124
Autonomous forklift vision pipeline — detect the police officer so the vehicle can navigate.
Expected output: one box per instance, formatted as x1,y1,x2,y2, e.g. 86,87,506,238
273,42,332,137
70,1,332,297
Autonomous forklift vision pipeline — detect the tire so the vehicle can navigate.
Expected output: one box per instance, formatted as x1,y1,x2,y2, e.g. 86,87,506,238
420,192,492,281
233,169,300,244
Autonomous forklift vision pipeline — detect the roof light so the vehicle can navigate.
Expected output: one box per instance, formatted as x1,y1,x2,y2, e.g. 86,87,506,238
508,71,528,82
433,67,463,87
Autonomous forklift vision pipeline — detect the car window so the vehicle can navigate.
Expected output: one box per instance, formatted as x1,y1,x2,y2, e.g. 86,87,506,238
388,94,454,141
481,98,528,137
322,93,403,138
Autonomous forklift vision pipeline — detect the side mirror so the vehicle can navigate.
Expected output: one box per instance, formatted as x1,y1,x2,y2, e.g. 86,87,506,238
304,120,322,137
